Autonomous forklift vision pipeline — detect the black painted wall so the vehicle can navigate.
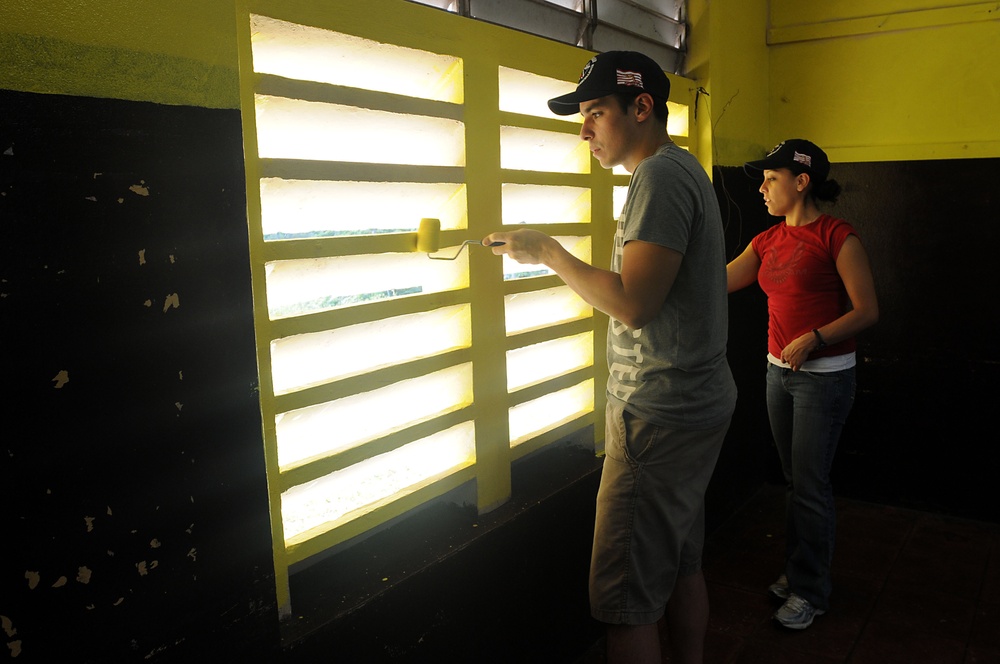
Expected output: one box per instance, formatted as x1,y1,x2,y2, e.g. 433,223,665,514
715,159,1000,524
1,90,279,662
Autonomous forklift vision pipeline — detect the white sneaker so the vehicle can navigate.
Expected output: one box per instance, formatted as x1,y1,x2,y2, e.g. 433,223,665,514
773,593,825,630
768,574,789,600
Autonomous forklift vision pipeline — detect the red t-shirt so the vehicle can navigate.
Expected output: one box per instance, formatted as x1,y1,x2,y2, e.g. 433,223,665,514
751,214,857,359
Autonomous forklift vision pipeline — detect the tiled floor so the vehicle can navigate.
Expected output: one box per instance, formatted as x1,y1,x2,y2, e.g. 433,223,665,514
576,483,1000,663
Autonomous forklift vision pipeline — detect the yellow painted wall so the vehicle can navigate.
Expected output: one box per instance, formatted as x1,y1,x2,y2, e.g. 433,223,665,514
2,0,997,164
764,0,1000,163
687,0,770,167
0,0,240,108
689,0,1000,165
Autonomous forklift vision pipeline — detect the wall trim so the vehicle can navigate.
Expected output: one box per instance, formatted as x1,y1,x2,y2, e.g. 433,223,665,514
826,138,1000,164
768,3,1000,45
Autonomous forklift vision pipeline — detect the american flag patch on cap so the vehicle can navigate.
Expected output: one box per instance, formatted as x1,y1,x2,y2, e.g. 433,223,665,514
793,151,813,168
616,69,644,88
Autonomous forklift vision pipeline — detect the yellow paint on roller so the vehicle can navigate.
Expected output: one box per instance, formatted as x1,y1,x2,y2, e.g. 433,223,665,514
417,217,440,253
416,217,506,260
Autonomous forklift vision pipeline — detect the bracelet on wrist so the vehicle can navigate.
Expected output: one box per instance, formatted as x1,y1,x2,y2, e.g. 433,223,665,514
812,328,827,349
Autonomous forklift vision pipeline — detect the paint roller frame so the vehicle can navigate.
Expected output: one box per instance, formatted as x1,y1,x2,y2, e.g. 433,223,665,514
417,217,504,260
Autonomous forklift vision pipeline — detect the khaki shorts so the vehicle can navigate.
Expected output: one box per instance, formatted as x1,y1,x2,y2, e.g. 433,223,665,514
590,402,730,625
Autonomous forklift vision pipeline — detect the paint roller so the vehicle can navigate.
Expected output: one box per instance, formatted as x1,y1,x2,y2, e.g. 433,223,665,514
417,218,504,260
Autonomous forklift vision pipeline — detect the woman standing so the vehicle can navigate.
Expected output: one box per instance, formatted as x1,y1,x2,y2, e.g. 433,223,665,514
728,139,879,630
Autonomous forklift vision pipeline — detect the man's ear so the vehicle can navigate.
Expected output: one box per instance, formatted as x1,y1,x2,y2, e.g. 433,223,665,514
632,92,655,122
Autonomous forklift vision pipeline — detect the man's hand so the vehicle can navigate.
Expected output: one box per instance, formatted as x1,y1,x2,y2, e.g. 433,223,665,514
483,229,557,265
482,229,680,330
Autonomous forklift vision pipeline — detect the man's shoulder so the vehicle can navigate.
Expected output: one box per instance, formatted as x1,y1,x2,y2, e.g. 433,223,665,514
639,145,707,182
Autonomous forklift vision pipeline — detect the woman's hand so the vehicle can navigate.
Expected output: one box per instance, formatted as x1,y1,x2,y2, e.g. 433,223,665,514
781,332,821,371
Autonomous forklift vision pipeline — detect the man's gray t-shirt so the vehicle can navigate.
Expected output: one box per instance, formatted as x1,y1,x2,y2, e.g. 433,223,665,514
606,143,737,429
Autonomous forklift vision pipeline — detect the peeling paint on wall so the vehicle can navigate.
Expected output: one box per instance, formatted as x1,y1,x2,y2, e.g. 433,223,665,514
52,370,69,388
2,88,274,660
137,561,158,576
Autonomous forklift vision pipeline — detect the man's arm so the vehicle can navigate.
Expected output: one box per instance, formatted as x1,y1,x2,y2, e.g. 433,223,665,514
484,229,681,329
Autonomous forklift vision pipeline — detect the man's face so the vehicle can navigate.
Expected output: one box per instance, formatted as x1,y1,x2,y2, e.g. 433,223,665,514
578,95,637,172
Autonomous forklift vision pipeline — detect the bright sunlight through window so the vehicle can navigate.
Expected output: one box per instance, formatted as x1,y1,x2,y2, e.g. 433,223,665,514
501,183,590,225
498,66,579,121
269,304,472,396
255,96,466,166
500,126,590,173
504,286,593,335
508,380,595,448
281,423,476,545
506,332,594,392
251,14,463,103
276,364,474,470
502,235,591,281
264,252,468,319
259,179,468,239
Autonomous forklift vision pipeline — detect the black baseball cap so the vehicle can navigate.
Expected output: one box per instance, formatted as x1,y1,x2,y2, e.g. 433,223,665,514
547,51,671,116
744,139,831,181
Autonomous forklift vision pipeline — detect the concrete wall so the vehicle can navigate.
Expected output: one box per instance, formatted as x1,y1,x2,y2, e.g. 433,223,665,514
701,0,1000,164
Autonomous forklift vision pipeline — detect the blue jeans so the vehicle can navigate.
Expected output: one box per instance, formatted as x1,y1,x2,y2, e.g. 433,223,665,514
766,363,856,610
